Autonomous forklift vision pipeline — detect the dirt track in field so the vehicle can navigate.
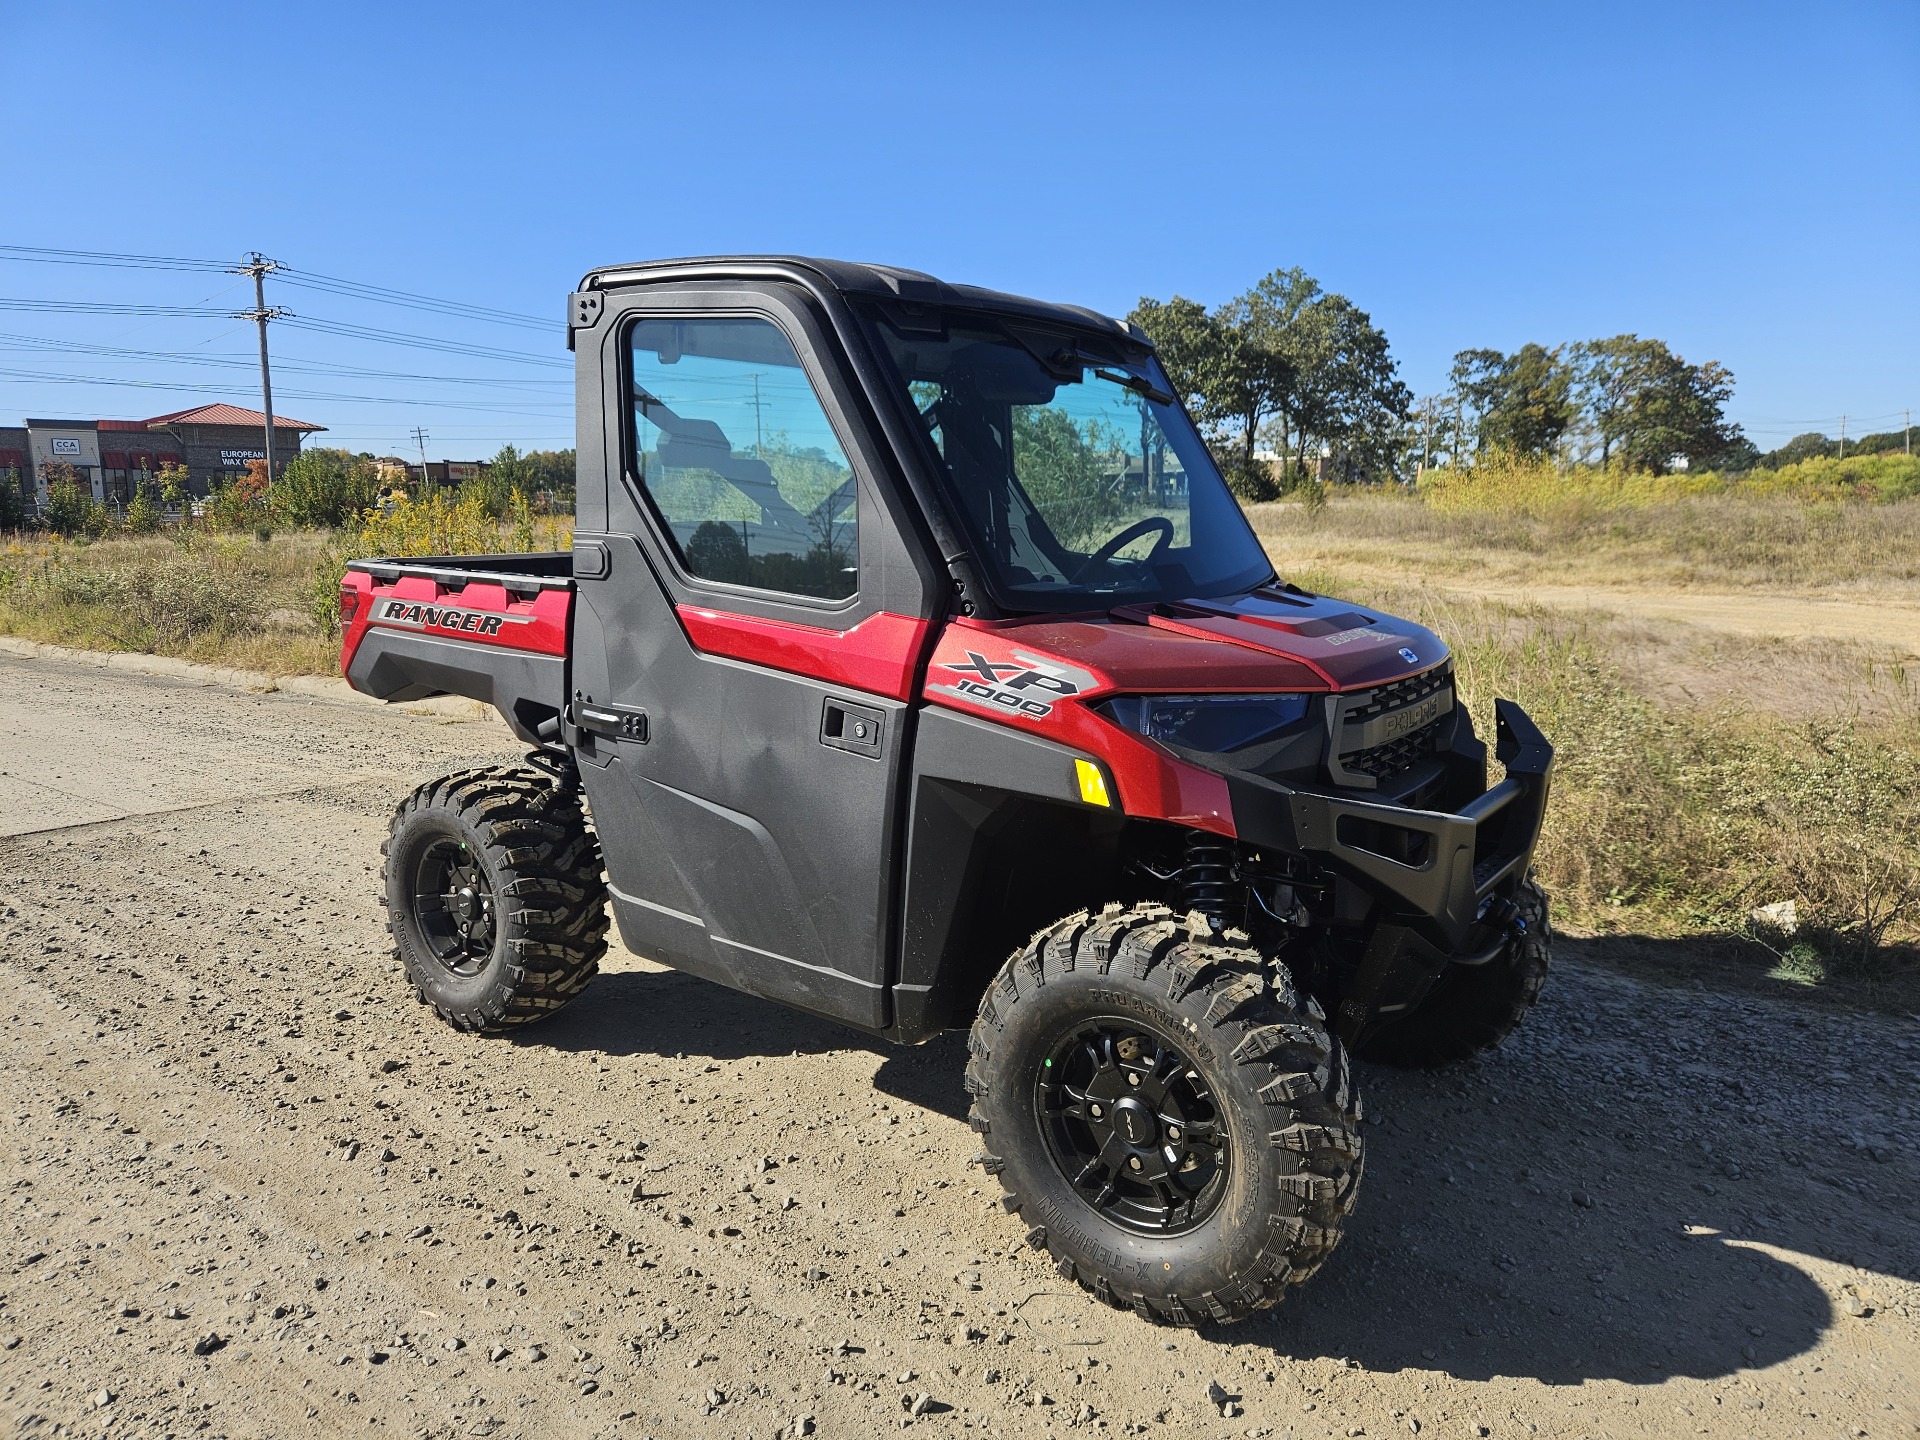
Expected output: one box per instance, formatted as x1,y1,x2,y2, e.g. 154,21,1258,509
1,651,1916,1440
1436,584,1920,660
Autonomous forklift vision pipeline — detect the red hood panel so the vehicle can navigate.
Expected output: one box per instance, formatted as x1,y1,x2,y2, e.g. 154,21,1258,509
944,589,1447,698
1112,592,1448,690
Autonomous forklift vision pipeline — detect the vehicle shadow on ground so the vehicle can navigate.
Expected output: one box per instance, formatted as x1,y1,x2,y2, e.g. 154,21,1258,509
517,954,1858,1387
511,964,977,1120
1223,1079,1838,1385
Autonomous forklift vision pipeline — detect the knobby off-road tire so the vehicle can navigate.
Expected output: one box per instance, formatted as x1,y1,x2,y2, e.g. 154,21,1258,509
967,902,1364,1327
1361,877,1552,1070
383,763,608,1033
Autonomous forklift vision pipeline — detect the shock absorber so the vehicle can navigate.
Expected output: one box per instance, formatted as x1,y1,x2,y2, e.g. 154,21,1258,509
1176,829,1239,929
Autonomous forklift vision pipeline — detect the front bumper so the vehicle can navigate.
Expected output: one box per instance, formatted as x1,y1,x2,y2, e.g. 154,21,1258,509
1223,698,1555,953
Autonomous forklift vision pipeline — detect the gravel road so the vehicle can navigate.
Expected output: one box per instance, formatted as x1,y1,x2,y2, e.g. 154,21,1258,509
1,651,1916,1440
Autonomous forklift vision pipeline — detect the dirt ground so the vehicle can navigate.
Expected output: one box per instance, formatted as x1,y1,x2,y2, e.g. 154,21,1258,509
2,652,1917,1440
1421,584,1920,661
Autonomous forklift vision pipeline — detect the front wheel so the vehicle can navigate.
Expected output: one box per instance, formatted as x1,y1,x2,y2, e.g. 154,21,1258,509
966,903,1363,1327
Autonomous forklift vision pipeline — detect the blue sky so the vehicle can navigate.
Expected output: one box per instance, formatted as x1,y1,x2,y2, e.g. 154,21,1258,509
2,0,1914,457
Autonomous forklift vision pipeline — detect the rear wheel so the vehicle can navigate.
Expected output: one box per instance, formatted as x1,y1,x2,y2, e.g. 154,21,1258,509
382,763,608,1032
1361,878,1551,1069
967,903,1363,1327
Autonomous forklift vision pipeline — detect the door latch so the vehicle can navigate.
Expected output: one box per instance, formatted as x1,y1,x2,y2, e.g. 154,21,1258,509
821,698,883,758
574,697,649,743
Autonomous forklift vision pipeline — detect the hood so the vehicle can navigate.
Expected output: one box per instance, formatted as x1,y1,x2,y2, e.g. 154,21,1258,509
1110,590,1447,690
946,587,1447,697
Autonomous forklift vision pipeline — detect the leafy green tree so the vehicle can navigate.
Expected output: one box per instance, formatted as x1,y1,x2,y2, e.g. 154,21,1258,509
272,448,380,528
1760,432,1834,467
526,448,576,492
0,468,25,529
1292,294,1413,477
158,463,195,523
124,484,161,534
1615,351,1740,473
1131,269,1411,490
1010,405,1122,548
1568,336,1743,472
1447,345,1578,458
41,464,104,538
1222,267,1322,478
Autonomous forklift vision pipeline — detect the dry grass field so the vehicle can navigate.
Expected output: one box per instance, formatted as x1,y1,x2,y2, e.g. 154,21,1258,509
1252,488,1920,1006
3,479,1917,1005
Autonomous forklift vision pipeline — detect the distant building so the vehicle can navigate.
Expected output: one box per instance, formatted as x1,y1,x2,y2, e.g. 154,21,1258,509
0,404,325,510
407,459,491,488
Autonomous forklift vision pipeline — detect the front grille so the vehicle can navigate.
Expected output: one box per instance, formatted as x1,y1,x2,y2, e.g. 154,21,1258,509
1337,661,1453,781
1343,661,1452,723
1344,719,1447,778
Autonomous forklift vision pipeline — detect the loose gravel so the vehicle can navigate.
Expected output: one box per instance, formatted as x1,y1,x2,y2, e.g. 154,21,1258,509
1,652,1915,1439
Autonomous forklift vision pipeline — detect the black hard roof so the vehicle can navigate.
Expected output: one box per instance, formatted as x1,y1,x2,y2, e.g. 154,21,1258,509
578,255,1144,346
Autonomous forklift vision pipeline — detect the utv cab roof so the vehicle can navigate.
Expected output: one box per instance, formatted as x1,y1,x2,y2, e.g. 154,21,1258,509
574,254,1146,347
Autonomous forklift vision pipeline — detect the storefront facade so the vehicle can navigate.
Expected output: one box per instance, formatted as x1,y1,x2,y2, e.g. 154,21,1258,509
1,404,324,511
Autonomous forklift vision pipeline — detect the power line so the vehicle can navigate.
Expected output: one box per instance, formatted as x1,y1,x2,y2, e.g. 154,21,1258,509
274,269,552,331
277,315,568,368
0,332,569,388
0,298,235,317
0,243,231,273
0,366,570,415
0,244,552,329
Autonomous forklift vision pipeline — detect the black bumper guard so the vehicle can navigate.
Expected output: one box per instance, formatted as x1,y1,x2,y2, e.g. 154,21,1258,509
1225,699,1555,955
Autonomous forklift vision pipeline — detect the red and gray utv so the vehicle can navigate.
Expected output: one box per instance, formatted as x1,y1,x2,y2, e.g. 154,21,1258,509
341,256,1553,1326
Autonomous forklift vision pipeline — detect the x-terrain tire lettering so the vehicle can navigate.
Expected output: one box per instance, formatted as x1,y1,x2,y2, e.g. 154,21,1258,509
383,764,609,1032
967,903,1363,1326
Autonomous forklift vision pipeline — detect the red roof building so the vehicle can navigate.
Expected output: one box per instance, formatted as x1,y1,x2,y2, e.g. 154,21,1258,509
3,403,329,508
141,403,325,432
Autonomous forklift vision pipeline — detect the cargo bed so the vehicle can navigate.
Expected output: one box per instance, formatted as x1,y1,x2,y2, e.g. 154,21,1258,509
339,552,573,746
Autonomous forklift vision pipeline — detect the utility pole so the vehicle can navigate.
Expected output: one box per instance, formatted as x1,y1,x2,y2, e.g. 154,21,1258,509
411,427,431,490
231,253,287,483
1838,415,1847,460
749,374,765,455
1904,408,1911,456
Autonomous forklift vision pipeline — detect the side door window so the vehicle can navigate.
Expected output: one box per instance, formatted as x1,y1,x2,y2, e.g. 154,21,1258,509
629,316,858,601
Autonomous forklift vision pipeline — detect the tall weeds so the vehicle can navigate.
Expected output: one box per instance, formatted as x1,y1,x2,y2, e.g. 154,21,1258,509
310,489,571,636
1367,583,1920,988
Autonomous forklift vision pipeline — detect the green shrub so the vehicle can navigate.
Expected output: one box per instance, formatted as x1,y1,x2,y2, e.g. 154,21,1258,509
42,475,106,538
310,489,570,636
272,448,380,529
0,469,25,530
124,487,161,534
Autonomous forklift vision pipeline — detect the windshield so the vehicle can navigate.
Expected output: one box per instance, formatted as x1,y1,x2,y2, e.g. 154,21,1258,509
864,306,1273,612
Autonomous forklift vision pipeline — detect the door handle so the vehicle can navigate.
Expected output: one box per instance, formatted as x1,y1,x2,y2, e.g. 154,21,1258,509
574,699,649,743
821,698,883,757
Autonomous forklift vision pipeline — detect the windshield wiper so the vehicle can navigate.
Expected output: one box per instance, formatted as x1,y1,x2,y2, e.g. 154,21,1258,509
1092,367,1175,406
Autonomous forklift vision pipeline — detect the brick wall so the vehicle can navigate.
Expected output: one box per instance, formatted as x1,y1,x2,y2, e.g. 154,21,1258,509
150,423,309,495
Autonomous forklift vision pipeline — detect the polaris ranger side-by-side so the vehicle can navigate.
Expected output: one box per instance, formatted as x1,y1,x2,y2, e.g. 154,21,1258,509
342,257,1553,1327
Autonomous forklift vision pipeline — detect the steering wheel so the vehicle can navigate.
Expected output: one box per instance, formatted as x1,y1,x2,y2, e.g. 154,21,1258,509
1070,516,1175,585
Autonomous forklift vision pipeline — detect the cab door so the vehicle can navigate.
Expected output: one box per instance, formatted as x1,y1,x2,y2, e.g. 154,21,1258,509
570,284,941,1032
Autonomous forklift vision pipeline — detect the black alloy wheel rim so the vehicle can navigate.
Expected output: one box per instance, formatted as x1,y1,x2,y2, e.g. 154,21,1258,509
1035,1020,1230,1235
412,837,497,977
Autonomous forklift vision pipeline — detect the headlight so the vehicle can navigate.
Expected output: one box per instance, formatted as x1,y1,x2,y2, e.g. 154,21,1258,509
1099,693,1312,753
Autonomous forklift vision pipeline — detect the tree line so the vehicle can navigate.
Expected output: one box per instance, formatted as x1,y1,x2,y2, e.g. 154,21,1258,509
1128,269,1767,492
